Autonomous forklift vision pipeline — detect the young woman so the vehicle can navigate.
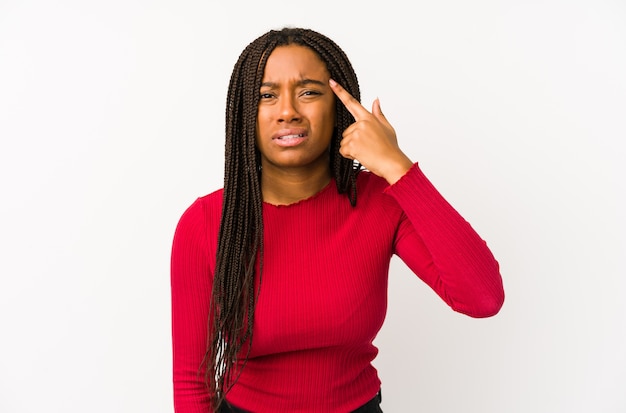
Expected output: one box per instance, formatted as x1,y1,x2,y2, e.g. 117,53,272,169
170,27,505,413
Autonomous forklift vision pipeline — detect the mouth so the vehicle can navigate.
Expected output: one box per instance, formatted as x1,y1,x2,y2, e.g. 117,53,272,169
275,133,305,141
272,130,307,147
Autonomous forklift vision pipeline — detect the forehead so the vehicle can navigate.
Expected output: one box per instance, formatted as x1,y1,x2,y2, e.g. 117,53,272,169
262,44,329,81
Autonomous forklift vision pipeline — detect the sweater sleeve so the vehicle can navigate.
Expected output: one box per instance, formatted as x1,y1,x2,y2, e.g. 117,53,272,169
385,163,505,318
170,199,213,412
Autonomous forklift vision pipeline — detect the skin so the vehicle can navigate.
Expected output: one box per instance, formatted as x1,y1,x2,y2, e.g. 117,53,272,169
256,44,413,205
329,79,414,185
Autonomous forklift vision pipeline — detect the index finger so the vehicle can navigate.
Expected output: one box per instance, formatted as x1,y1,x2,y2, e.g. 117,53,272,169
329,78,370,120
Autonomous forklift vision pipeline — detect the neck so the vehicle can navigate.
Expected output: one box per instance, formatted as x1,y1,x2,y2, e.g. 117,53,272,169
260,163,332,205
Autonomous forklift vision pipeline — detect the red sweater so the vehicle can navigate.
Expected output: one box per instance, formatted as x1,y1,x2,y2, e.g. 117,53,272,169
170,164,504,412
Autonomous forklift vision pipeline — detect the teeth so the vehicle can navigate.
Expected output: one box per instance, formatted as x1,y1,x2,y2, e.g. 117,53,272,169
279,134,304,139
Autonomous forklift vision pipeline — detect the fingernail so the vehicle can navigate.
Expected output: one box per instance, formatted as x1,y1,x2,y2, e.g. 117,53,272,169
329,79,337,87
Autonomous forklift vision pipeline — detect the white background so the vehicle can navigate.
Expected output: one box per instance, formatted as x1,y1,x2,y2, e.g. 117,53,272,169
1,1,624,412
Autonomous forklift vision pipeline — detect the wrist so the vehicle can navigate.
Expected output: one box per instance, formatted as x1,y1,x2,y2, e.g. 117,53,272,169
381,154,413,185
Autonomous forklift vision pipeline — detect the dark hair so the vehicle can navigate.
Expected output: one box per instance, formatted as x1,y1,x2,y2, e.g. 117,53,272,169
205,27,362,411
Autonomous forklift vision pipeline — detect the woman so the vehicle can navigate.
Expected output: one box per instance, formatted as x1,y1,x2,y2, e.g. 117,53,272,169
171,27,504,413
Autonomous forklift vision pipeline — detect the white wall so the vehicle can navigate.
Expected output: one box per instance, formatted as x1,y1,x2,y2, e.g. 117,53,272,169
1,1,624,412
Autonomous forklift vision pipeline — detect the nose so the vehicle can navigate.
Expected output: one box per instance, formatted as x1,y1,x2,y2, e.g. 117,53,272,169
277,95,301,123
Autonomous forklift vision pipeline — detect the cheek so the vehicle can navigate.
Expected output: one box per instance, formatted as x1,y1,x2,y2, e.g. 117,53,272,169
322,108,336,138
324,112,334,127
256,111,269,137
309,101,335,129
324,100,336,128
255,118,267,151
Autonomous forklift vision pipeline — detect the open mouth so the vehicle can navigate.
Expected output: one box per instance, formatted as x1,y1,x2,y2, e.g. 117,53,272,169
273,131,307,147
276,133,305,140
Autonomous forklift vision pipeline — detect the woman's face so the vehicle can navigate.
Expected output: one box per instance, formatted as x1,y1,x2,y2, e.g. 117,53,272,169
255,44,336,173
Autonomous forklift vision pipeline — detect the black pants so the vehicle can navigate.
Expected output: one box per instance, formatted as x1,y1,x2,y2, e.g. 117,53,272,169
220,390,383,413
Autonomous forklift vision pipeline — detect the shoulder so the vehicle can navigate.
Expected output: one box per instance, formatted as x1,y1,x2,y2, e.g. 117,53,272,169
173,188,223,243
356,169,389,193
353,170,404,218
196,188,224,214
355,169,396,205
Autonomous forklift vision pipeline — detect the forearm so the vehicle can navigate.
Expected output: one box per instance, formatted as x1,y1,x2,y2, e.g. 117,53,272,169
387,163,504,317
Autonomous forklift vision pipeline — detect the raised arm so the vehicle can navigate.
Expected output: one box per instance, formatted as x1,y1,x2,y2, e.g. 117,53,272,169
387,164,504,317
330,79,504,317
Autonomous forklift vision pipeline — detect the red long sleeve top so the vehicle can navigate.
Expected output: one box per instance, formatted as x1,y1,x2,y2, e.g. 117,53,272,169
170,163,504,412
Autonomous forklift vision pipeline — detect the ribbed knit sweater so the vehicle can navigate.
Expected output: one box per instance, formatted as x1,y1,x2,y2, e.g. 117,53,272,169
170,163,504,412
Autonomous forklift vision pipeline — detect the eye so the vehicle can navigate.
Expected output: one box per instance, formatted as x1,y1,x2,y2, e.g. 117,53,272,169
259,92,275,99
301,90,321,97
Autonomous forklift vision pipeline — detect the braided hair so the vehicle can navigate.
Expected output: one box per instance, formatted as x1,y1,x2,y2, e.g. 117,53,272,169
205,27,362,411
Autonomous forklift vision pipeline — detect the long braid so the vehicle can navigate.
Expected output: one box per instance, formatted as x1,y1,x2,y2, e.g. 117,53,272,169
205,27,362,412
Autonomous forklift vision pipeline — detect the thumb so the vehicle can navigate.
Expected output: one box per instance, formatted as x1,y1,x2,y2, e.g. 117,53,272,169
372,98,385,121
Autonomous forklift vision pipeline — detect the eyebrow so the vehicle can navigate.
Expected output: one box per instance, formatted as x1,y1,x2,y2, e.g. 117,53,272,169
260,78,326,88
